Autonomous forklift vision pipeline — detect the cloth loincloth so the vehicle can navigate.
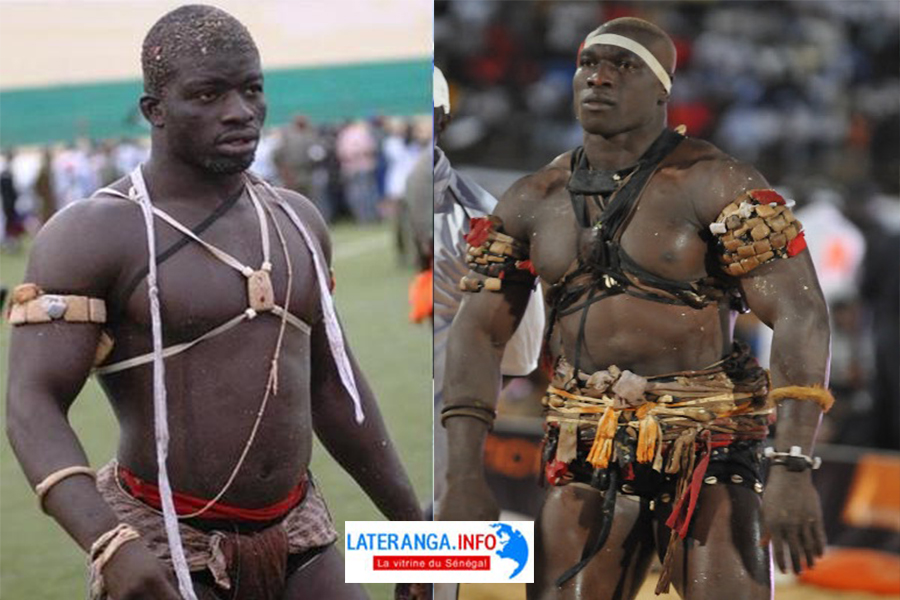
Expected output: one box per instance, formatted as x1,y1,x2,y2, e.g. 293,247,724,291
540,342,774,591
93,461,338,599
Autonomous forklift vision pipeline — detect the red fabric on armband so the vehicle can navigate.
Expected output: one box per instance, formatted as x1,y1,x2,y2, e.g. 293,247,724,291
118,465,307,522
749,189,785,205
465,217,495,247
787,231,807,257
517,260,537,276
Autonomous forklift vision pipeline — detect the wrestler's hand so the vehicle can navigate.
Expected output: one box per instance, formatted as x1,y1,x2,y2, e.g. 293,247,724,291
103,541,182,600
395,582,432,600
437,475,499,521
761,469,826,574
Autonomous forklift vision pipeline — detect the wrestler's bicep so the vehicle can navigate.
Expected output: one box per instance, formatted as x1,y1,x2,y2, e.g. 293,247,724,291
455,284,531,350
8,204,120,406
491,177,538,243
8,323,102,406
740,251,825,329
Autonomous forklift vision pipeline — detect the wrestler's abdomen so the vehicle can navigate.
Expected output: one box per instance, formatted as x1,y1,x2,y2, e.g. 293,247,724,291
556,293,730,376
102,318,314,509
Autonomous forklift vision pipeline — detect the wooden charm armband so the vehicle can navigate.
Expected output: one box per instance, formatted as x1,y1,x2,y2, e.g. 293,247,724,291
8,283,106,325
709,189,807,277
459,216,536,293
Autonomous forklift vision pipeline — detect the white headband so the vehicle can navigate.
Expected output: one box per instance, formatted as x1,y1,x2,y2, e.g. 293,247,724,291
434,66,450,113
582,32,672,93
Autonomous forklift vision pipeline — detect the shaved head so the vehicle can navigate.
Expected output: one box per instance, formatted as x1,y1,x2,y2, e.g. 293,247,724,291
141,5,258,97
587,17,677,79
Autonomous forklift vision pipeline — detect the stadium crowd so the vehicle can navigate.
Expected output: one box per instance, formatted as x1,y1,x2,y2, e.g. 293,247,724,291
0,114,430,248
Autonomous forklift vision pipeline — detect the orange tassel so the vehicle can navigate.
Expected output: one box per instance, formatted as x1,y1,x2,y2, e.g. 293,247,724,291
635,401,658,420
587,408,619,469
637,415,660,464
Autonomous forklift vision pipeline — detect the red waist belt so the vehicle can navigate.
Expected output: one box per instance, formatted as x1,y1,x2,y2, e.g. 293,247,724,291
118,465,307,522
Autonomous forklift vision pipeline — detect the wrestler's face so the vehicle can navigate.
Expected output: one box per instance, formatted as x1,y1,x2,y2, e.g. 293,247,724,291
573,43,666,137
159,49,267,174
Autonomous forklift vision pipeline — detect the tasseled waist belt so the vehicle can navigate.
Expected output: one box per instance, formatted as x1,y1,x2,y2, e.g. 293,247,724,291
540,342,773,593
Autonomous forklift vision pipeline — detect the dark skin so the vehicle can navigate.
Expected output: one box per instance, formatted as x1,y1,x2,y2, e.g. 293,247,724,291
438,20,829,600
6,45,426,600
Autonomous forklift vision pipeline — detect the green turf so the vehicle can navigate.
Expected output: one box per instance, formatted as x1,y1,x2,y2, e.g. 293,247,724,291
0,221,433,599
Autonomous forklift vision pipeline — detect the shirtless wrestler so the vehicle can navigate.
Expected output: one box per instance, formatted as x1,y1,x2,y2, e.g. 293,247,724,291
6,6,425,600
438,17,831,600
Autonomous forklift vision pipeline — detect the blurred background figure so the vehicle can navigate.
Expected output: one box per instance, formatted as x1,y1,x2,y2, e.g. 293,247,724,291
274,115,317,198
1,151,25,252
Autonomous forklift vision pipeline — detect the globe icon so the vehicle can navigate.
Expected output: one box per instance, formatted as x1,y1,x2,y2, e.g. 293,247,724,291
490,523,529,579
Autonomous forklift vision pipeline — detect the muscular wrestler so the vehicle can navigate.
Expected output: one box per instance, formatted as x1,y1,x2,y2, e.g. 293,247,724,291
6,6,425,600
438,17,830,600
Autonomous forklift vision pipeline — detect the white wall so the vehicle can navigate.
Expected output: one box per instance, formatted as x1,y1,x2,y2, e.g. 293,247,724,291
0,0,432,89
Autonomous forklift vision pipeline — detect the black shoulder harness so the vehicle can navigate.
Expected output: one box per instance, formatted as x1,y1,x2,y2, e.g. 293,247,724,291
545,129,743,372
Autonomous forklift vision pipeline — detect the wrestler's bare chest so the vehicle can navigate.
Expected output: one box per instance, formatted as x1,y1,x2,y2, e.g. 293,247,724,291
520,167,729,372
108,197,319,350
527,169,711,286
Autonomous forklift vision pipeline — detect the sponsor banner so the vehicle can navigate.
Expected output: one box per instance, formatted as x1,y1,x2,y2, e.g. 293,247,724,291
344,520,534,583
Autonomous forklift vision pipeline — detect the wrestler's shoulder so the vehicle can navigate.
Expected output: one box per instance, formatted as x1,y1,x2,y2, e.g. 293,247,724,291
36,177,141,247
668,138,769,217
25,180,140,293
266,184,333,261
501,151,573,204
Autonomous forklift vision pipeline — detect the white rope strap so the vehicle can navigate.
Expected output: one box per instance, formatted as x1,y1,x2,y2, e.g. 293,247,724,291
147,206,257,276
582,32,672,93
271,305,312,334
93,307,310,376
94,312,249,375
130,166,198,600
91,187,130,200
88,523,141,600
263,181,364,423
246,180,273,271
35,465,96,513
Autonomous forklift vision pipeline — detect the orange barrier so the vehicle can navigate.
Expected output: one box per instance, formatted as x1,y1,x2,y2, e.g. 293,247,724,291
799,548,900,595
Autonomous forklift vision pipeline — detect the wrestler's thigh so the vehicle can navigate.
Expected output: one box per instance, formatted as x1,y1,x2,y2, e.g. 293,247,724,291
529,485,655,600
660,484,771,600
282,545,369,600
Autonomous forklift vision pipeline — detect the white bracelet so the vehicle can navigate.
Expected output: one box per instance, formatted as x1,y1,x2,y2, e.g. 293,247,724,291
764,446,822,471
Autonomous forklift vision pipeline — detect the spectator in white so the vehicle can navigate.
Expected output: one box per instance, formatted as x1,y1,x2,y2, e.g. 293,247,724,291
52,142,98,211
336,120,379,222
432,65,545,511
